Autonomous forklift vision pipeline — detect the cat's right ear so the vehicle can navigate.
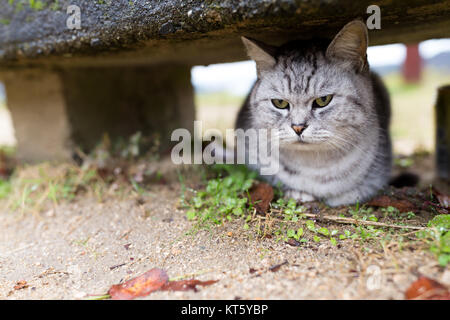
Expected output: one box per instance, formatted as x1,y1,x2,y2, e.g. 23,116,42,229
241,37,277,77
326,20,369,73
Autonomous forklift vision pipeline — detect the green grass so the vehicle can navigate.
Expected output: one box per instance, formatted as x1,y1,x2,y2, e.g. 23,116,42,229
3,163,105,214
0,132,160,214
273,198,342,245
384,70,450,153
417,214,450,267
182,164,256,230
180,164,448,266
50,0,59,11
0,179,11,199
28,0,44,10
195,91,245,108
6,0,61,12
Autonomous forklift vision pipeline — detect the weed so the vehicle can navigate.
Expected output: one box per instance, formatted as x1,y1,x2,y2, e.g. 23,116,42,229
181,164,436,257
3,163,107,214
0,179,11,199
417,215,450,266
0,131,163,214
50,0,59,10
349,203,374,219
29,0,44,10
182,164,256,229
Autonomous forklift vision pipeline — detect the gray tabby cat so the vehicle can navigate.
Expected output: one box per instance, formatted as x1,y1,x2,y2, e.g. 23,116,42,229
236,20,392,207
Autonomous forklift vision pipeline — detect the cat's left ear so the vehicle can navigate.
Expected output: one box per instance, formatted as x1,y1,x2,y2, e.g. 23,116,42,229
241,37,277,77
326,20,369,73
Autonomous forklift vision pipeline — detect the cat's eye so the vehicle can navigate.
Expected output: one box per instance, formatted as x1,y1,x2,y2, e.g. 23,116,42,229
271,99,290,109
313,95,333,108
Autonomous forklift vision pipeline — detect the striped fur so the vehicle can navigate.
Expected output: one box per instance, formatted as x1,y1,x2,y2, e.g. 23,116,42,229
237,21,392,206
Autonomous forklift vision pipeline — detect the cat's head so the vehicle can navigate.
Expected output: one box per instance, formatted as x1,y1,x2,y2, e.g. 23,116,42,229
242,20,378,152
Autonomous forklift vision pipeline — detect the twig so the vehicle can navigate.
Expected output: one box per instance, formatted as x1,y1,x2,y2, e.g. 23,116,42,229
109,263,127,270
269,260,288,272
270,209,425,230
303,213,425,230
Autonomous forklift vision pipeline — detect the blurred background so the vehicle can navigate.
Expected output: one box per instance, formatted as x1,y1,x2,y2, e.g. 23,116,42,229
193,39,450,156
1,39,449,156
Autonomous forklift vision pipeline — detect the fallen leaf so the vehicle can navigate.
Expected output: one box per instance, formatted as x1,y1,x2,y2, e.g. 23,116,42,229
405,276,450,300
106,268,218,299
108,268,168,300
432,187,450,209
367,195,416,213
248,182,274,214
14,280,29,290
286,239,301,247
162,279,218,292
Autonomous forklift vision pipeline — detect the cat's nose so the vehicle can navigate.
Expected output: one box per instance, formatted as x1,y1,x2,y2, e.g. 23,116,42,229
291,124,307,136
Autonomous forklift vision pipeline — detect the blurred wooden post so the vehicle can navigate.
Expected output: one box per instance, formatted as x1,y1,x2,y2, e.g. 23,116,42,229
402,44,422,83
436,85,450,182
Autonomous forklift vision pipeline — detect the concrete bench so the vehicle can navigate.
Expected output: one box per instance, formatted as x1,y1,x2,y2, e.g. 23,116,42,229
0,0,449,163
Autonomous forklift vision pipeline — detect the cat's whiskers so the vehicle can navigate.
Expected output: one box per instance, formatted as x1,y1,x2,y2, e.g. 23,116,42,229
237,21,392,206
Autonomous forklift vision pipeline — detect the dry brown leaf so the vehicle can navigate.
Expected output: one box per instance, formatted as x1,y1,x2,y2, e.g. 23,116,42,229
286,239,301,247
405,276,450,300
367,195,416,213
162,279,218,292
108,268,169,300
248,182,274,214
432,187,450,209
14,280,29,290
107,268,218,299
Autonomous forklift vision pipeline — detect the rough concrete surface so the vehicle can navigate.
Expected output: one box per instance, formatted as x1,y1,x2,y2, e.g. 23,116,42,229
3,69,72,162
1,63,195,161
60,64,195,152
1,1,450,67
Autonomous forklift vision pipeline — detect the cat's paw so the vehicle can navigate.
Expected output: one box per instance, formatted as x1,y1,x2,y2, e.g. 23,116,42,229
284,190,316,203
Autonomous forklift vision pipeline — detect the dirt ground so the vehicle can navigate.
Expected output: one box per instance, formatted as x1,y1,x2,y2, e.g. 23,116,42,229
0,156,449,300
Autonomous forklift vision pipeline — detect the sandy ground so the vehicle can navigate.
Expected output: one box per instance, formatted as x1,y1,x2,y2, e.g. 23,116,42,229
0,175,449,300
